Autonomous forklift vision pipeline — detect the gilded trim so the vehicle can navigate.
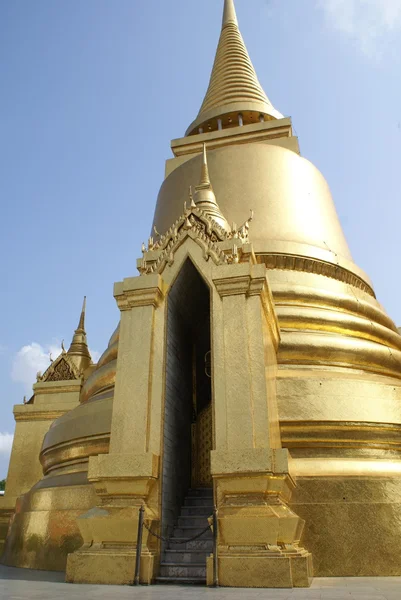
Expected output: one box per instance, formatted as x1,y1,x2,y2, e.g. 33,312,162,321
258,253,375,297
281,420,401,450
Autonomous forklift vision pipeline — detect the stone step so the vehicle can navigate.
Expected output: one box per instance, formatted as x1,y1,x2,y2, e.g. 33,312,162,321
163,550,209,564
184,497,214,507
159,563,207,578
173,525,212,539
177,515,210,527
187,488,213,497
157,488,213,585
168,538,213,551
181,506,213,517
155,576,206,585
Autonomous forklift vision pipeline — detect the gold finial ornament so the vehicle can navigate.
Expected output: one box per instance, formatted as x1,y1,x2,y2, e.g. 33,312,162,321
77,296,86,331
186,0,283,135
199,143,211,187
222,0,238,26
67,296,91,372
189,186,196,208
194,144,230,231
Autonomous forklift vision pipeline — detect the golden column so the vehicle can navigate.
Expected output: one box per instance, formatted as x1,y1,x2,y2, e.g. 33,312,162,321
66,274,166,584
209,262,312,587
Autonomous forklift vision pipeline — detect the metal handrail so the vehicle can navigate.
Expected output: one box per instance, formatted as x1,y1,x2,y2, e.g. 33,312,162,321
212,506,219,587
133,505,145,585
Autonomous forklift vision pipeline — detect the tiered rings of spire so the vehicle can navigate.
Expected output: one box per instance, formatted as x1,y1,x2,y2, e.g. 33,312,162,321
186,0,283,135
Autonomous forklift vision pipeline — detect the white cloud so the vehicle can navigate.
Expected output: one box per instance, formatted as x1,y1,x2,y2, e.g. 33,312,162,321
11,341,62,394
0,433,13,458
11,341,101,394
90,349,101,363
318,0,401,59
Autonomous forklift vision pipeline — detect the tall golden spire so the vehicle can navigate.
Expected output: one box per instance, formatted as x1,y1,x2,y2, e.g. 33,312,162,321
68,296,92,372
194,144,230,232
186,0,283,136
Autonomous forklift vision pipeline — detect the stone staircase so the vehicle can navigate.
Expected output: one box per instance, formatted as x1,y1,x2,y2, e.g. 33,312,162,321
156,488,213,585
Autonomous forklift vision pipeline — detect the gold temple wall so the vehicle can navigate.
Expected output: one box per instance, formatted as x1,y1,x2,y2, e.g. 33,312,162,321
290,477,401,576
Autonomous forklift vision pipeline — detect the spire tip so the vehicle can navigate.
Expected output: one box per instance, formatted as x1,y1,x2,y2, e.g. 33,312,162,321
199,144,211,187
223,0,238,28
78,296,86,331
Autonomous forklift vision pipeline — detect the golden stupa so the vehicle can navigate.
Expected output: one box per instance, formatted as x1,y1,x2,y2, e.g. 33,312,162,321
2,0,401,588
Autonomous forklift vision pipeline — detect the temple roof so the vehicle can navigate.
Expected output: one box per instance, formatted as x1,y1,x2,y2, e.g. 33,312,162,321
37,297,92,384
186,0,283,135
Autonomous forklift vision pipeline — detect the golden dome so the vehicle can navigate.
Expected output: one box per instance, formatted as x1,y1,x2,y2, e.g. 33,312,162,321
153,143,368,284
80,324,119,403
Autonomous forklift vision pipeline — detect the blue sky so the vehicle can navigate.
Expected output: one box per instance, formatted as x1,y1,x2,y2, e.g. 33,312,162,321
1,0,401,479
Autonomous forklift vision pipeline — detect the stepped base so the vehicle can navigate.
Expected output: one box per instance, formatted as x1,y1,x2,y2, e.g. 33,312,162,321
155,576,206,585
66,547,156,585
206,553,313,588
160,562,206,578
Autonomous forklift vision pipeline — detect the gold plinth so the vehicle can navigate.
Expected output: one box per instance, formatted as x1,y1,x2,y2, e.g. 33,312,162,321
66,548,155,585
207,554,312,588
209,450,312,588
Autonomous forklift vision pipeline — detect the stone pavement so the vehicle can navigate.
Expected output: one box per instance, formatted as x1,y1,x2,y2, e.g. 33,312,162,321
2,565,401,600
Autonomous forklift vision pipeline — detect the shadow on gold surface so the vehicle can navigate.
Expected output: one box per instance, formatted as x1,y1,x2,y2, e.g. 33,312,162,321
2,474,96,571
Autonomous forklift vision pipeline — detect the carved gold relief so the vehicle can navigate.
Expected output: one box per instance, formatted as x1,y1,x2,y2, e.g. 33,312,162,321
192,404,213,488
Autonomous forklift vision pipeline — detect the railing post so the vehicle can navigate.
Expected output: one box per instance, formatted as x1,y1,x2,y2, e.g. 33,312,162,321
133,505,145,585
213,506,219,587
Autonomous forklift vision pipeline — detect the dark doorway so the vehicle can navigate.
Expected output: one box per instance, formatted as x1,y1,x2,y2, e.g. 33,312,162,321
161,259,212,539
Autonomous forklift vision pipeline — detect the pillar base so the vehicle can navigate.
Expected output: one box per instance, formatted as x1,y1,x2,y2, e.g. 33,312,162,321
206,550,313,588
66,545,156,585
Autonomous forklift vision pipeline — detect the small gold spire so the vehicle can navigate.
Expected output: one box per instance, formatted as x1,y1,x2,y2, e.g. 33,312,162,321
189,186,196,208
77,296,86,331
194,145,230,232
199,143,211,187
186,0,283,135
68,296,92,372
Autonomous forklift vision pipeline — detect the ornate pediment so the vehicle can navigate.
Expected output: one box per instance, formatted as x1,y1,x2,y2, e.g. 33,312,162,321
138,203,253,276
37,352,81,383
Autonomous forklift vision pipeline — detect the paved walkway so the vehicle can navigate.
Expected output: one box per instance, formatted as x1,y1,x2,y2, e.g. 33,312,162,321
2,565,401,599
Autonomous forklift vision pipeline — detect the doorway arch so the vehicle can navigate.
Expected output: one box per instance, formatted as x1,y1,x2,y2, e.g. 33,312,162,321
161,258,212,538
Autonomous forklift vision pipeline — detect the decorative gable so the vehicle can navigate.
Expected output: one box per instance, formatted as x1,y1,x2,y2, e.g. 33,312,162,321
138,203,253,277
37,353,80,383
